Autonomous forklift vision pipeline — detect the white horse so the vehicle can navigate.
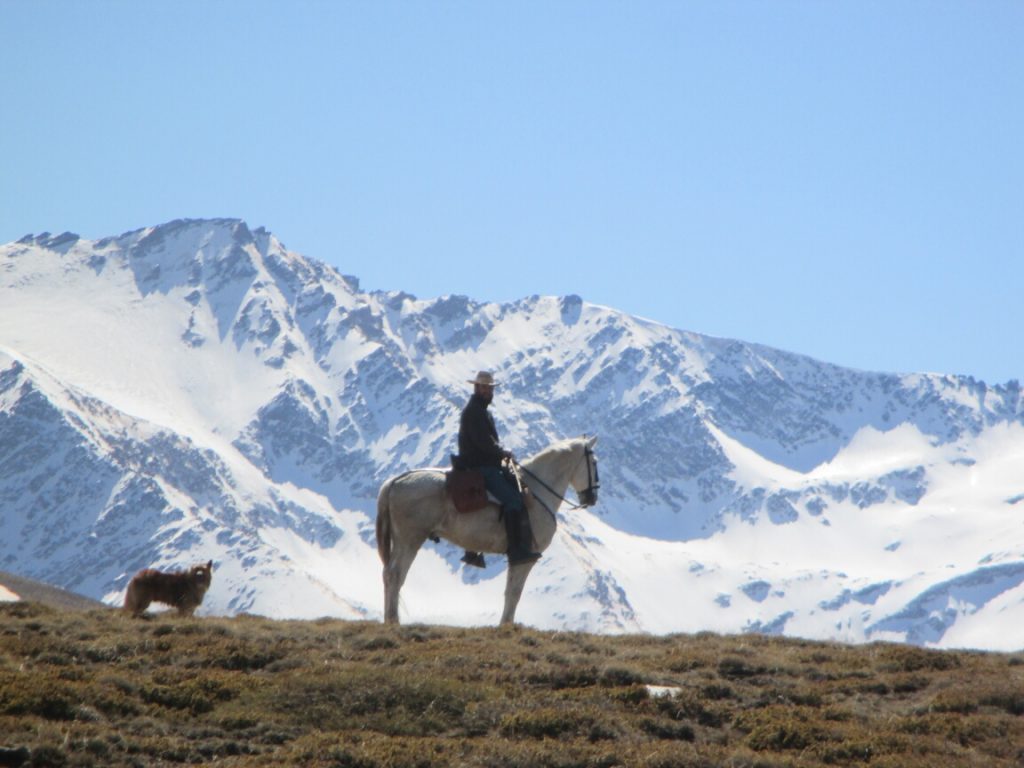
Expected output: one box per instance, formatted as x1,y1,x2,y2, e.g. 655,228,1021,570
376,435,599,625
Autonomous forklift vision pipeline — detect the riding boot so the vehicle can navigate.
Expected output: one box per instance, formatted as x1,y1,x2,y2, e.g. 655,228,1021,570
505,506,541,566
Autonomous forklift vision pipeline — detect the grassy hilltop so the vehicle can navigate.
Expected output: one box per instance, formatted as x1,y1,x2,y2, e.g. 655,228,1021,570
1,602,1023,767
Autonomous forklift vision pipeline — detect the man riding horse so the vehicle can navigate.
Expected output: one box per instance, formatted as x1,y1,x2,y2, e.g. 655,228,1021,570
457,371,541,567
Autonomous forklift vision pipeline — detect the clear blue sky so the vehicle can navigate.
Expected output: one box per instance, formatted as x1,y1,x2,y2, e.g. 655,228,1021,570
3,2,1022,383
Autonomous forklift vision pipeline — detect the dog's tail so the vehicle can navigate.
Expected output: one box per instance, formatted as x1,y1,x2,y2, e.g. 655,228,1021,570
376,478,394,565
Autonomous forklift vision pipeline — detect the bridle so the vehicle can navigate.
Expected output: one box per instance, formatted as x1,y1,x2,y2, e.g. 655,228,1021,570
577,444,600,508
514,443,599,519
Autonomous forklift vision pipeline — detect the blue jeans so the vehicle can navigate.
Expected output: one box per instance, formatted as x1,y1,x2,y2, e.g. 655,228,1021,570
479,466,523,514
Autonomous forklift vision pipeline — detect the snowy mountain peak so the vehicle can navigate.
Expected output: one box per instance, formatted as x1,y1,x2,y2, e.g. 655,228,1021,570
2,219,1024,649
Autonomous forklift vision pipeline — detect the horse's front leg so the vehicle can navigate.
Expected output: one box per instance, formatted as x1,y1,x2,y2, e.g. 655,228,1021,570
500,561,537,625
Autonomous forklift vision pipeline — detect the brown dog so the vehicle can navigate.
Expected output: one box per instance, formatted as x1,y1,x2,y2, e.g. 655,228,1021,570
123,560,213,617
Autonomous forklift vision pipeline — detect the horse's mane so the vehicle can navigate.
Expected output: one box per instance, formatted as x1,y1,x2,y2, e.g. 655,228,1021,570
522,436,585,468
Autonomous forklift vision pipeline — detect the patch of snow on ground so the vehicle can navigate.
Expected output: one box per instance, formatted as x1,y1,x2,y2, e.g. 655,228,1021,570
0,585,19,602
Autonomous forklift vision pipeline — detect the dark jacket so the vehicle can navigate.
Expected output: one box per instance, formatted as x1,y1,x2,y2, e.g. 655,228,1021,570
458,394,506,468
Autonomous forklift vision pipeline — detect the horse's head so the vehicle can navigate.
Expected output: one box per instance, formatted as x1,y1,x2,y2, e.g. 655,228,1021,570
571,435,600,507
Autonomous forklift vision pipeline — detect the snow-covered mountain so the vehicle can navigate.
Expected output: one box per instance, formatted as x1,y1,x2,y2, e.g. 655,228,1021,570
2,218,1023,650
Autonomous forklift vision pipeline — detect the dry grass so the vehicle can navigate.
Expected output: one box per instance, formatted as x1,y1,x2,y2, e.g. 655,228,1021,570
1,601,1023,767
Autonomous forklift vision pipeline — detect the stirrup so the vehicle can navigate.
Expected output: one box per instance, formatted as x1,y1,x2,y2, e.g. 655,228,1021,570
461,551,486,569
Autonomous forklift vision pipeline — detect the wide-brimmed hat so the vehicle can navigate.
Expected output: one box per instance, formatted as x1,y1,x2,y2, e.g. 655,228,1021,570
468,371,498,387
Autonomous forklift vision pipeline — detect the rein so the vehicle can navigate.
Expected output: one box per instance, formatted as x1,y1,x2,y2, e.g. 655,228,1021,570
514,445,599,521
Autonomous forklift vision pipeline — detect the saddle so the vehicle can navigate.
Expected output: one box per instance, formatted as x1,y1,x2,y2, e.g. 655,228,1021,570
446,464,489,514
445,455,529,514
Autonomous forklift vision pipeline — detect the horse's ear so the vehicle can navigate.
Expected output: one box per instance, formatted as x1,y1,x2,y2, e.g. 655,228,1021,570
207,560,213,570
587,434,598,447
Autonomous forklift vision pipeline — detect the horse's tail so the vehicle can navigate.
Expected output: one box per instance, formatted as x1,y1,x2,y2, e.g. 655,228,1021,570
376,478,394,565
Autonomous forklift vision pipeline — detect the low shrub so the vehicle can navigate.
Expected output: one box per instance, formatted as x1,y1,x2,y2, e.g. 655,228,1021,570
3,602,1024,767
640,717,696,741
500,707,582,739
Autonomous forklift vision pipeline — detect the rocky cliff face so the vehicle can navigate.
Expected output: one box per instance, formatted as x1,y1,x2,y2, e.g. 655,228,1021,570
2,219,1022,648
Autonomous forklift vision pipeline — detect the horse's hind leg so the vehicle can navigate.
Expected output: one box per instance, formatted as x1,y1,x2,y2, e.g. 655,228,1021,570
383,542,420,625
500,562,536,626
